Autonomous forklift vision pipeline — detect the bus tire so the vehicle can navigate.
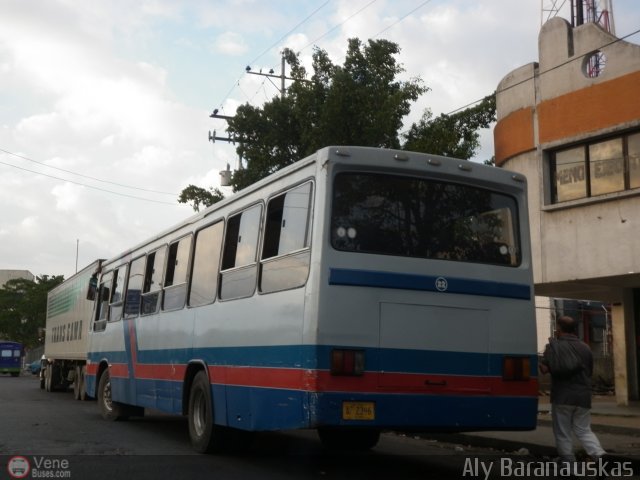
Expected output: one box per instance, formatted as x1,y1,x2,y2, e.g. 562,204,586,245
317,428,381,451
188,371,225,453
98,369,128,421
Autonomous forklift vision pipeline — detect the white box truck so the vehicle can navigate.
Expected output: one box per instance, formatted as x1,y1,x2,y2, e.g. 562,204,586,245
42,260,102,399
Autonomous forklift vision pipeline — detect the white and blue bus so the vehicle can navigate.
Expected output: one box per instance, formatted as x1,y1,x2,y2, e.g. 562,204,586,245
0,341,23,377
86,146,538,452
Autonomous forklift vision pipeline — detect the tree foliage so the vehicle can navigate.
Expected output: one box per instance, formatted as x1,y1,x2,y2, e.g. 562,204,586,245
0,275,64,348
178,38,496,209
226,38,426,192
178,185,225,212
403,94,496,160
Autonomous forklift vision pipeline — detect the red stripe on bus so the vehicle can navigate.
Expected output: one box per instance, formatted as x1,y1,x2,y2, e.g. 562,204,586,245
313,371,538,397
108,363,129,378
86,362,129,377
133,363,187,381
208,365,303,390
92,360,537,397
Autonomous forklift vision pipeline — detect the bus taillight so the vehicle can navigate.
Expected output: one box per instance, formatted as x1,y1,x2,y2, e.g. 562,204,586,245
330,349,365,376
502,356,531,381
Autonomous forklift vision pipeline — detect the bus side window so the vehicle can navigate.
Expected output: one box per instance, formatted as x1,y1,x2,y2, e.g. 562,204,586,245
94,271,113,331
108,266,127,322
189,221,224,307
141,247,166,315
260,182,313,294
163,235,192,311
124,256,145,318
219,204,262,301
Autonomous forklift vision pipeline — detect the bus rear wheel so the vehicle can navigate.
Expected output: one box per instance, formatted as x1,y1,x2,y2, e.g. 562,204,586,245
98,369,129,421
188,371,226,453
317,428,381,451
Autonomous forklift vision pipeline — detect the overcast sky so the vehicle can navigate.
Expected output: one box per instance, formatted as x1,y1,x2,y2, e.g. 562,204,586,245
1,0,638,279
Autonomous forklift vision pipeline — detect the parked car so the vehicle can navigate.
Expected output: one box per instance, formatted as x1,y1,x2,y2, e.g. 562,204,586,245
28,360,42,375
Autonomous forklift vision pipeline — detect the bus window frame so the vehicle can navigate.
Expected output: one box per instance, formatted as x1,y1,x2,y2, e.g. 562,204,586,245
258,179,314,295
218,202,264,302
108,263,128,323
93,269,113,332
329,171,522,267
187,219,225,308
162,233,194,312
140,245,168,316
123,255,146,319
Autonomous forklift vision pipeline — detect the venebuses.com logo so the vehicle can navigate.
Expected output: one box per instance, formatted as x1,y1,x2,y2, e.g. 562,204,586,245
6,456,72,479
7,456,30,479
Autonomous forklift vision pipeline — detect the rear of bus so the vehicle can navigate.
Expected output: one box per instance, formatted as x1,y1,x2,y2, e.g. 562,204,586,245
308,147,537,442
0,342,23,377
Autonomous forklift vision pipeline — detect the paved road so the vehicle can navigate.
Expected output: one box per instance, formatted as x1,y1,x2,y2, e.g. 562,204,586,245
0,374,542,480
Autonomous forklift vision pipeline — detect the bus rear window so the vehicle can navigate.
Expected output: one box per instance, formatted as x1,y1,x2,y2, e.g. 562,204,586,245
331,172,521,266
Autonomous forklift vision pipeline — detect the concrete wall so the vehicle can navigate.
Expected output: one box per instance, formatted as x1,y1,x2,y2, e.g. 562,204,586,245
0,270,35,288
494,18,640,403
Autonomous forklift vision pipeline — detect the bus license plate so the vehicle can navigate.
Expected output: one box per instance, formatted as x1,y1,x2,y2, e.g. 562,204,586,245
342,402,375,420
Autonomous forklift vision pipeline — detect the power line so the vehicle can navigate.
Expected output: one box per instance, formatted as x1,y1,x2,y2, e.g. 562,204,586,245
299,0,379,53
213,1,332,112
445,27,640,116
373,0,433,39
0,147,178,196
0,160,181,206
247,0,331,67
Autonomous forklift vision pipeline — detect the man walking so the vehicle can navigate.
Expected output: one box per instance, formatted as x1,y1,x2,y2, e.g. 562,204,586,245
540,315,606,463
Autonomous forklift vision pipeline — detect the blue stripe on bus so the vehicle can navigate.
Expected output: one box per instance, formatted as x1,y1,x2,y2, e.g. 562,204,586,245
328,268,532,300
88,345,537,377
105,376,537,431
312,391,538,431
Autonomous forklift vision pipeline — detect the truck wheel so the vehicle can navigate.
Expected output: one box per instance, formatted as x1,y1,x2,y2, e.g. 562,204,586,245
73,366,82,400
79,366,88,401
39,373,45,390
45,364,52,392
97,369,128,421
188,371,226,453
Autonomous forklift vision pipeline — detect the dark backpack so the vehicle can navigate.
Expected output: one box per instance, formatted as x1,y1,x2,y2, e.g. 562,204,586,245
546,339,583,377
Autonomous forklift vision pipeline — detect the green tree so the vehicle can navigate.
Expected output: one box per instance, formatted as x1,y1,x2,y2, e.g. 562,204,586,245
179,38,496,209
226,39,426,192
178,185,225,212
403,94,496,160
0,275,64,348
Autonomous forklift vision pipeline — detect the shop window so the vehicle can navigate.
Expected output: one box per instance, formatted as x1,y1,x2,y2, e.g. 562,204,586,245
629,133,640,189
554,147,586,202
551,132,640,204
589,139,623,196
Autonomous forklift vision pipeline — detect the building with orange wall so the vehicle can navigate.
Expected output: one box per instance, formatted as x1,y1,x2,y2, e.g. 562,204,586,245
494,17,640,405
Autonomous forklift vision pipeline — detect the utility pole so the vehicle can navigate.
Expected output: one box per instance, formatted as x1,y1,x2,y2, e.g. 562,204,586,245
207,52,311,181
245,51,311,98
